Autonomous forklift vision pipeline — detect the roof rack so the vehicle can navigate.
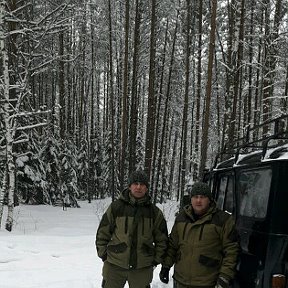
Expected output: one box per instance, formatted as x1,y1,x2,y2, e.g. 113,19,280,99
213,114,288,168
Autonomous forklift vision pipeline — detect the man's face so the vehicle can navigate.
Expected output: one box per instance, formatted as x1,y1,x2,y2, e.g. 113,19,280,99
130,182,148,199
191,195,210,215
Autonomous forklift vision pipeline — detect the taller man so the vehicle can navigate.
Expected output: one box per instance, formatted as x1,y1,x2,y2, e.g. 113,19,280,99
96,170,168,288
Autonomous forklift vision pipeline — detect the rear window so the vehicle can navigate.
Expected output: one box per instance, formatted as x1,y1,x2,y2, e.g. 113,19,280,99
238,168,272,218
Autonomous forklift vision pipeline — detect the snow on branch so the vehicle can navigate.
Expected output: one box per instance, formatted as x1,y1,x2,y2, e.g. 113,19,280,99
13,137,30,145
36,3,68,26
9,109,52,119
16,122,49,132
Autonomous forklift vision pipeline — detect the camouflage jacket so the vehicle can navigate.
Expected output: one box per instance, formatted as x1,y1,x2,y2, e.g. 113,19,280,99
96,189,168,270
163,202,239,287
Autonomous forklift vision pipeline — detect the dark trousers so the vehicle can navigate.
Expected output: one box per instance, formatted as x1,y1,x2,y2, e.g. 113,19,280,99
174,279,214,288
102,261,152,288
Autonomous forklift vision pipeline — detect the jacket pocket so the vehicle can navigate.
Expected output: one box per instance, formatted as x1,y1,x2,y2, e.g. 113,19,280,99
107,242,128,253
199,254,220,268
141,242,155,256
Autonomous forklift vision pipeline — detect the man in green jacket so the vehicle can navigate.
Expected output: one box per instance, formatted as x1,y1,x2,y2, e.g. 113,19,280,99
159,182,239,288
96,170,168,288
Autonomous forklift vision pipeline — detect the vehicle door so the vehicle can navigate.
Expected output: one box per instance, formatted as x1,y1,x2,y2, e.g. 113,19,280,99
235,167,272,288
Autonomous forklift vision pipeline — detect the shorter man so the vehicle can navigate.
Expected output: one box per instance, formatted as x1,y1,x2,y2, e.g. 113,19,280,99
160,182,239,288
96,170,168,288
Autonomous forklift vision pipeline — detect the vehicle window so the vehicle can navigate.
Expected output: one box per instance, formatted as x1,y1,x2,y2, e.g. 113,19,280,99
216,176,227,210
224,176,234,214
216,174,234,214
238,168,272,218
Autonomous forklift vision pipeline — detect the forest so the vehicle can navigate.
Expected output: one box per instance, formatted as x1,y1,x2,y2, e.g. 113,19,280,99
0,0,287,231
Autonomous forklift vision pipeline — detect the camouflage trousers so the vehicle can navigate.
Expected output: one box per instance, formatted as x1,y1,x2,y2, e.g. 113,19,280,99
102,261,153,288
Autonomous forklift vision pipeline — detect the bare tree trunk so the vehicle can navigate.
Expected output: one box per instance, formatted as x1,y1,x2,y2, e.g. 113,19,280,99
155,15,178,203
262,0,271,135
169,129,179,200
193,0,203,181
78,9,87,145
58,31,65,139
108,0,116,200
0,166,7,226
282,65,288,112
199,0,217,178
235,0,246,137
226,0,245,145
160,113,173,201
253,8,264,139
1,0,17,231
5,130,16,232
246,0,255,128
262,0,283,135
180,0,192,205
0,2,9,226
119,0,130,190
88,6,96,203
151,18,168,201
214,55,222,151
144,0,157,178
66,26,73,136
128,0,141,174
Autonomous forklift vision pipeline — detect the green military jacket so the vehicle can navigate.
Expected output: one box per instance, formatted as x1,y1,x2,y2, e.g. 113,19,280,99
164,202,239,287
96,189,168,270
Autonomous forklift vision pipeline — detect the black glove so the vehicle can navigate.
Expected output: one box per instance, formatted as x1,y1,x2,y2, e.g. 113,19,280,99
215,275,230,288
159,266,170,284
152,260,158,267
101,254,107,262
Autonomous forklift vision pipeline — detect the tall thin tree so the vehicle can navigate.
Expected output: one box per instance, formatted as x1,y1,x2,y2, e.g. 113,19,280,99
119,0,130,189
180,0,192,205
144,0,157,178
108,0,116,200
199,0,217,178
128,0,141,174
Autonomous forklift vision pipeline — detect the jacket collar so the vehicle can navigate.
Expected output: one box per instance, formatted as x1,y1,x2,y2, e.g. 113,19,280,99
120,188,151,206
184,201,217,222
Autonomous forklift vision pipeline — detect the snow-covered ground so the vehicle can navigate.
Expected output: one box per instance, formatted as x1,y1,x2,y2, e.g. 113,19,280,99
0,199,178,288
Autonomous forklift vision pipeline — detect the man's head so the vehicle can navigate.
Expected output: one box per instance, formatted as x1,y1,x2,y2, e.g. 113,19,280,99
128,170,149,199
190,182,212,215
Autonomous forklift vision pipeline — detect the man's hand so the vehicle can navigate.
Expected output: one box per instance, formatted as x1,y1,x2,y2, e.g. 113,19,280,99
159,266,170,284
215,276,230,288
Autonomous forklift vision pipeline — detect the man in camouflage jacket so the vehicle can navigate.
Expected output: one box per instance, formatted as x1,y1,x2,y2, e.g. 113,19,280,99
96,170,168,288
159,182,239,288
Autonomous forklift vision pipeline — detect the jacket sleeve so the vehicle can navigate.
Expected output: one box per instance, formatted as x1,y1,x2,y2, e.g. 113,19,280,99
162,219,179,268
219,216,240,280
153,208,168,265
95,204,115,260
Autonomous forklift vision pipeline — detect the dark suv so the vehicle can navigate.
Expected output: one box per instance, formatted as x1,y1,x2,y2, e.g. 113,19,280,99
205,116,288,288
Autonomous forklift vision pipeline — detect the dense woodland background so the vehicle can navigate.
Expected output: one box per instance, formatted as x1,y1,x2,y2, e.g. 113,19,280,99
0,0,287,231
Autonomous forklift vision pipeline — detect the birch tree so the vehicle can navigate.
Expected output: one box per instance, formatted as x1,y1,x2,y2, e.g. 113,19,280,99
0,1,60,230
0,0,12,230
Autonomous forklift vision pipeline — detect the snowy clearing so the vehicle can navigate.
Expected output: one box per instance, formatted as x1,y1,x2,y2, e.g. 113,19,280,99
0,199,178,288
